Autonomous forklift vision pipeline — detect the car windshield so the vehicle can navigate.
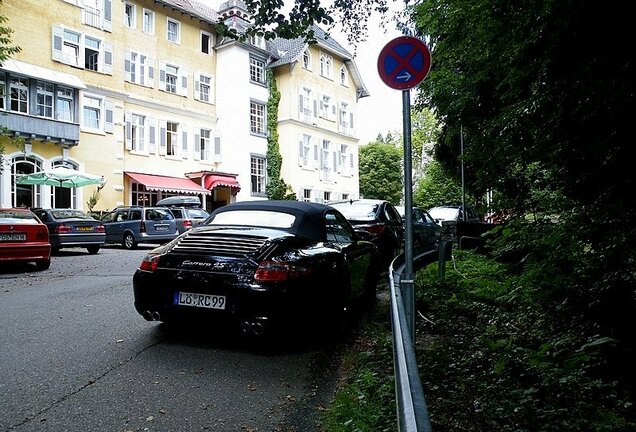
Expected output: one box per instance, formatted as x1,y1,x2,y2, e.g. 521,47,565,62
429,207,460,221
51,209,91,220
0,210,36,222
330,203,378,221
209,210,296,229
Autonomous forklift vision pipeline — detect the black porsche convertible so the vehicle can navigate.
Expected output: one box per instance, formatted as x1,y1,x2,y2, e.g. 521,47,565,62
133,200,380,336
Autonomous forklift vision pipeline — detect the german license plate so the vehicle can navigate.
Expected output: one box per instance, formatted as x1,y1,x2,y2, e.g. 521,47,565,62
155,225,168,231
0,233,26,241
174,291,226,310
76,226,93,231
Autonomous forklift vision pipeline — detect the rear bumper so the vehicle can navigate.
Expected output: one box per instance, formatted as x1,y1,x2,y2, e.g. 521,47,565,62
50,233,105,248
138,232,178,244
0,243,51,262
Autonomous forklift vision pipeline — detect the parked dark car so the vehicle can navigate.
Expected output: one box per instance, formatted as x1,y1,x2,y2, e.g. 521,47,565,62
133,200,379,336
328,199,404,269
0,208,51,270
100,206,178,249
395,206,441,247
32,208,105,254
428,205,480,225
156,196,210,234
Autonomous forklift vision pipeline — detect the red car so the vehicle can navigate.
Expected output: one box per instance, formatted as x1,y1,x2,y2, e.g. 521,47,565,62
0,208,51,270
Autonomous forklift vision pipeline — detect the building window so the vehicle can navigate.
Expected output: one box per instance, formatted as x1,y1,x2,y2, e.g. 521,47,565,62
195,74,212,102
167,18,180,43
142,9,155,34
251,155,266,195
166,121,178,156
340,65,348,85
342,193,349,201
62,28,80,67
324,191,331,202
249,56,265,85
82,95,102,129
298,134,311,167
340,144,350,175
302,189,311,202
56,87,74,121
124,2,136,28
0,78,5,110
126,51,153,87
320,52,333,78
131,114,145,152
199,128,211,161
320,94,332,119
302,49,311,69
36,83,54,118
250,101,266,135
165,64,178,93
10,77,28,113
201,31,211,54
84,36,100,71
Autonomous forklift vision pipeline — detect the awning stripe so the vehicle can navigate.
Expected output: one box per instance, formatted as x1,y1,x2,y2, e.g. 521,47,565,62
126,172,210,195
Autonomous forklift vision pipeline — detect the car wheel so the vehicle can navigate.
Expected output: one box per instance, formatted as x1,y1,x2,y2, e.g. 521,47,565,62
35,259,51,270
123,233,137,250
87,246,100,254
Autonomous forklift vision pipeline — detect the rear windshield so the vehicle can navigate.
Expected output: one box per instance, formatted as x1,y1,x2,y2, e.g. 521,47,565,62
429,207,460,221
145,209,174,221
330,203,378,221
210,210,295,229
186,209,209,219
0,210,37,223
51,209,91,220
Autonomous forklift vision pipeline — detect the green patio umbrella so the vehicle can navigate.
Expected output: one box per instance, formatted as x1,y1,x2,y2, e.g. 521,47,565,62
15,166,106,188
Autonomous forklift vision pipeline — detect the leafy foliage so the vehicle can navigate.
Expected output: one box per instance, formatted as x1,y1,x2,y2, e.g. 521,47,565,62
0,0,20,65
413,160,462,210
415,251,635,431
358,141,403,205
265,70,295,200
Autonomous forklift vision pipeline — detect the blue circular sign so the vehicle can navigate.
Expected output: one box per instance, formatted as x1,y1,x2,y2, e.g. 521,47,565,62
377,36,432,90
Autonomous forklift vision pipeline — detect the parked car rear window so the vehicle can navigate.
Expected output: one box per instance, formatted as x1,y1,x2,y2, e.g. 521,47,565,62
0,210,37,221
145,209,173,221
50,209,92,219
210,210,295,229
331,203,378,221
187,209,209,219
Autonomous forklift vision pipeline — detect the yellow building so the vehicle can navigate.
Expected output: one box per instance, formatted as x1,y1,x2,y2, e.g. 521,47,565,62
0,0,237,212
269,25,369,203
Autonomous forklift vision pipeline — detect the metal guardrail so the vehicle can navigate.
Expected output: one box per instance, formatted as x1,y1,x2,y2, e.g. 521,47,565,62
389,248,437,432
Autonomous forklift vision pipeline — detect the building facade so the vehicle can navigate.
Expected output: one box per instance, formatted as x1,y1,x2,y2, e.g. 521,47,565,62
0,0,367,212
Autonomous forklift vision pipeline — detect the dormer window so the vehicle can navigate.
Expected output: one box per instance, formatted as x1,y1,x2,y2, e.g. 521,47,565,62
320,52,333,79
340,65,348,86
302,49,311,69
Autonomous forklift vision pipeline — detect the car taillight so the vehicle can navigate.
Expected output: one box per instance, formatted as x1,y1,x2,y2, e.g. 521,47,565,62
139,255,160,272
54,224,72,234
96,225,105,233
183,219,193,229
140,221,146,233
360,224,385,235
36,228,49,241
254,261,311,282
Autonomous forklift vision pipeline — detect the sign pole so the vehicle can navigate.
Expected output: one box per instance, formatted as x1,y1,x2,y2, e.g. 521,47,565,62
402,89,415,336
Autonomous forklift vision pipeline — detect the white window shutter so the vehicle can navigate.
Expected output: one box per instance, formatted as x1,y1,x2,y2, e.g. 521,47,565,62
298,134,304,166
52,25,64,62
180,69,188,97
159,121,167,155
313,99,318,119
181,124,188,159
104,99,114,133
102,41,113,74
194,75,200,101
103,0,112,32
312,138,319,170
148,117,157,154
124,51,132,82
194,132,201,161
124,111,132,150
213,136,221,162
350,112,354,129
159,62,166,89
147,58,155,88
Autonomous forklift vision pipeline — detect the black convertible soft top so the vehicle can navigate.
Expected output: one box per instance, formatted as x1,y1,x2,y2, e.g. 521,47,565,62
210,200,335,241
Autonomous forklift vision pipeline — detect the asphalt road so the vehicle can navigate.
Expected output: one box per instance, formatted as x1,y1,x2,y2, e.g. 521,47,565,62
0,245,342,432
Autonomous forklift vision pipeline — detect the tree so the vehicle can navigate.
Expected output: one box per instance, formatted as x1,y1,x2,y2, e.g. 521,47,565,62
410,107,441,186
358,141,403,205
413,161,461,210
0,0,20,65
265,70,295,200
413,0,636,420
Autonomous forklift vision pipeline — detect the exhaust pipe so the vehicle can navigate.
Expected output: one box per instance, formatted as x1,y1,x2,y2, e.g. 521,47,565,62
252,322,265,336
142,310,153,321
151,311,161,321
240,321,252,334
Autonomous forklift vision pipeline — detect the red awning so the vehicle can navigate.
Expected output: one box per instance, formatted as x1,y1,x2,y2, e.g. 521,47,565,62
126,172,210,195
203,174,241,191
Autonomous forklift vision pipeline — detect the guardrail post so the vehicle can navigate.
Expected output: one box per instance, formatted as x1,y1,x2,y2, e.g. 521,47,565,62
438,221,454,282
